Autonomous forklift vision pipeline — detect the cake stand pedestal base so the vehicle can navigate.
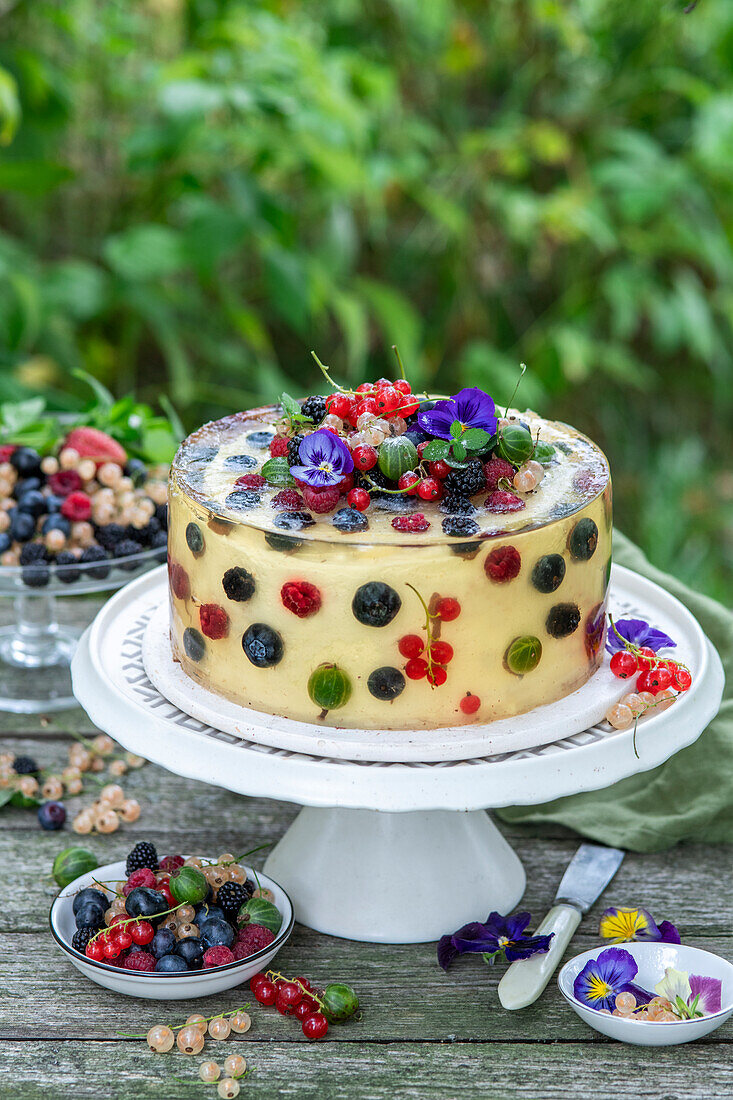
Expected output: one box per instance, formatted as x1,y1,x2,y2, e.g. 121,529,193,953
264,807,524,943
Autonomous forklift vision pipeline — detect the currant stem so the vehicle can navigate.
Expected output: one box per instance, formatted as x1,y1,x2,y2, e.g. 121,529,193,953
405,582,438,681
503,361,527,419
266,970,326,1014
392,344,407,381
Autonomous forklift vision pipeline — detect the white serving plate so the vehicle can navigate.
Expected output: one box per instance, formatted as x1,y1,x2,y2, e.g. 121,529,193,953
558,942,733,1046
50,859,294,1000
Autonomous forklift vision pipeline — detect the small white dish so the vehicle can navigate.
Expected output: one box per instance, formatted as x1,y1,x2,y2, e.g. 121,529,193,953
558,941,733,1045
50,859,294,1000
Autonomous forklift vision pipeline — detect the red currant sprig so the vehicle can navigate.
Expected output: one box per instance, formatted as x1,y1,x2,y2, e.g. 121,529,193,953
399,584,459,687
607,615,693,694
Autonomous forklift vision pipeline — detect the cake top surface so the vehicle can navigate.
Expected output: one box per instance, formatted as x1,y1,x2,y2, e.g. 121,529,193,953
171,388,609,547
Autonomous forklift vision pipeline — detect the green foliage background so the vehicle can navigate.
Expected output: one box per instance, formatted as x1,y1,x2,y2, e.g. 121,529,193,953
0,0,731,599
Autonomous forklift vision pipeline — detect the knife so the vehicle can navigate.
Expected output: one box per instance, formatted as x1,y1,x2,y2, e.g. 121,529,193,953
497,843,624,1010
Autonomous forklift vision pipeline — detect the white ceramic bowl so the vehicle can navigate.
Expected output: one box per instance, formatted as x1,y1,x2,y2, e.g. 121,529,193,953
558,941,733,1046
50,859,294,1000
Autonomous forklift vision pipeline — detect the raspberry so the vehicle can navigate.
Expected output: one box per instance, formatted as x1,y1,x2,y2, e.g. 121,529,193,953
271,489,304,510
0,445,15,463
234,924,275,956
281,580,322,617
60,491,92,522
48,469,83,496
270,436,289,457
235,473,267,489
63,427,127,466
485,490,525,514
484,456,516,491
169,563,190,600
158,854,184,873
123,868,157,895
391,514,430,532
484,545,521,582
203,945,235,969
123,951,156,972
199,603,229,639
302,486,340,514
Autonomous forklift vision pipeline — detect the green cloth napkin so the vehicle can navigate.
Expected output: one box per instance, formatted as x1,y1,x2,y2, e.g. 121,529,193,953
497,530,732,851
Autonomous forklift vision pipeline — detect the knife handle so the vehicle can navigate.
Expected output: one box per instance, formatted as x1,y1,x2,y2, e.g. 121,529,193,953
497,904,582,1010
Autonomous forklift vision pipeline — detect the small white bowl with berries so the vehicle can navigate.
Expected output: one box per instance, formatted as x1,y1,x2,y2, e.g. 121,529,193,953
50,842,294,999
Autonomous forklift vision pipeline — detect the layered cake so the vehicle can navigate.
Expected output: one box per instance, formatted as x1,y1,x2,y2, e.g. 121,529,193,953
167,377,611,730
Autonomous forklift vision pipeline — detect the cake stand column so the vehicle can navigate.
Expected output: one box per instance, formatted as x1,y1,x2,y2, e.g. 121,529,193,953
0,591,81,713
263,806,525,944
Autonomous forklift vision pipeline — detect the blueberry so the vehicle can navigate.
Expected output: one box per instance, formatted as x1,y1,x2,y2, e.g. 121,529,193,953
75,904,106,931
546,603,581,638
125,458,148,486
54,550,80,583
247,431,275,448
40,514,72,538
531,554,566,594
8,510,35,542
188,445,219,463
10,446,42,476
404,427,429,447
185,522,204,555
80,546,110,579
332,508,369,533
151,530,167,560
151,929,177,959
155,954,189,972
73,888,108,916
223,454,258,470
44,494,64,513
367,666,406,701
175,936,204,969
13,477,42,499
38,800,66,831
16,489,46,518
418,400,437,413
183,627,206,662
352,582,402,627
222,566,256,602
265,532,304,552
155,503,168,529
242,623,283,668
568,518,599,561
225,489,260,510
273,511,314,531
0,532,10,554
125,887,169,919
194,903,224,925
200,917,235,949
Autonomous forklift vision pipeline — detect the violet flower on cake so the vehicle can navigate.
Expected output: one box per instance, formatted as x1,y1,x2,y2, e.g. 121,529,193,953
605,617,676,656
418,387,498,441
437,910,553,970
289,428,354,488
599,906,681,945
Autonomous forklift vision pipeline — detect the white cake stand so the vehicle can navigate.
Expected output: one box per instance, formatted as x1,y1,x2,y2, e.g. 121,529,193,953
70,566,724,944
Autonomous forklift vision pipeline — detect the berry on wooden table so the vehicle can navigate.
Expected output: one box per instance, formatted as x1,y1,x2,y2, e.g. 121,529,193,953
302,1013,329,1040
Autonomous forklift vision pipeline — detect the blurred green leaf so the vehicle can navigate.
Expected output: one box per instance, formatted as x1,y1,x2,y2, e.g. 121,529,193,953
104,225,187,281
0,66,20,144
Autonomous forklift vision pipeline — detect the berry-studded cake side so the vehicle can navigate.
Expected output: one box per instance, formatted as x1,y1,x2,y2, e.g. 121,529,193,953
167,397,612,731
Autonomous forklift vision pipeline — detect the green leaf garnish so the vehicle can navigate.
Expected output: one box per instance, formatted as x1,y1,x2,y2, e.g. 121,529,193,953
261,457,295,487
449,419,463,440
461,427,490,450
421,439,450,461
451,440,467,461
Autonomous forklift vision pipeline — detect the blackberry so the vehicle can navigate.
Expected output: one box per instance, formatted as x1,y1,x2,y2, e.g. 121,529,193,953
136,518,162,547
443,459,486,498
217,881,251,922
113,539,144,570
19,543,48,565
441,516,480,537
287,436,304,467
22,564,50,588
55,551,80,584
155,503,168,529
95,523,128,551
71,927,97,955
13,755,38,775
300,395,327,424
125,841,159,876
440,495,476,516
80,546,110,579
222,566,256,602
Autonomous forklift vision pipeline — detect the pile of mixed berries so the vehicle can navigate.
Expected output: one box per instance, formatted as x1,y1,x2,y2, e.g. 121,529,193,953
0,428,168,586
604,631,692,732
73,842,279,973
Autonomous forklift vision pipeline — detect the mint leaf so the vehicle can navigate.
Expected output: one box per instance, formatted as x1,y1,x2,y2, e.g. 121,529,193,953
449,419,463,440
462,428,490,450
280,392,302,420
421,440,450,461
0,397,47,434
262,457,295,487
451,440,467,461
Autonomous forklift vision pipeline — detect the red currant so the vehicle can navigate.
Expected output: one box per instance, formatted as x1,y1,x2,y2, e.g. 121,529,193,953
417,477,441,501
417,441,430,460
85,940,104,961
250,973,266,992
609,650,638,679
351,445,378,472
158,884,175,907
129,921,154,945
405,657,429,680
326,394,353,419
294,1000,313,1021
255,980,277,1005
115,930,133,950
375,386,401,415
429,460,450,479
636,670,660,695
398,471,420,495
460,694,481,715
636,646,657,671
302,1013,329,1040
354,398,379,419
295,976,312,991
435,596,461,621
398,634,425,659
429,640,454,664
275,993,297,1016
671,666,692,691
103,939,120,959
398,396,420,416
394,380,411,395
347,488,371,512
339,473,354,493
427,665,448,686
641,666,672,692
355,382,374,394
278,982,302,1006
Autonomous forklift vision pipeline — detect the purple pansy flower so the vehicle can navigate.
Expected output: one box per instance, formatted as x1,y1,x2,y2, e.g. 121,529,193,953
437,910,553,971
605,618,676,656
573,947,641,1012
599,906,681,945
418,387,498,441
689,974,723,1015
290,429,354,488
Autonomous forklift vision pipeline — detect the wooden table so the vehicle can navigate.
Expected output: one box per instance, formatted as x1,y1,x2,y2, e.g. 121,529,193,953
0,598,730,1099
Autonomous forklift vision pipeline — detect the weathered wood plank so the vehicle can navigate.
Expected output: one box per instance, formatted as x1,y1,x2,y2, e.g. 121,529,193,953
1,1040,730,1100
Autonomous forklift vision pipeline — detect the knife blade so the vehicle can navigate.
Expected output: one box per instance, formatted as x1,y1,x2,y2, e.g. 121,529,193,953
497,843,624,1010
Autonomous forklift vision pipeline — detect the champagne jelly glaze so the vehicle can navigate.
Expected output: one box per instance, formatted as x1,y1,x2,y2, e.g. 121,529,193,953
171,404,610,546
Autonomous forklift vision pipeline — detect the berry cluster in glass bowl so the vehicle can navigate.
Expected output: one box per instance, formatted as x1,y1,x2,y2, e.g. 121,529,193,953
72,842,281,974
0,428,168,586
